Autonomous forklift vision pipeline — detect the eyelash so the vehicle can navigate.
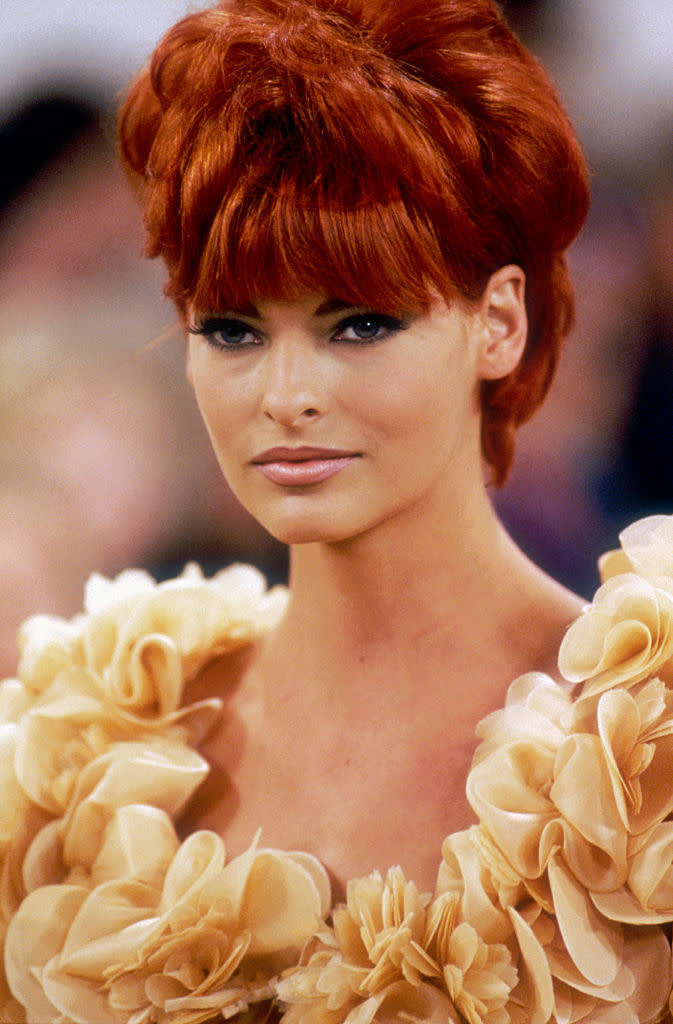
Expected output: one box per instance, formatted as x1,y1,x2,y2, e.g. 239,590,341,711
191,318,260,350
333,313,406,344
191,312,406,351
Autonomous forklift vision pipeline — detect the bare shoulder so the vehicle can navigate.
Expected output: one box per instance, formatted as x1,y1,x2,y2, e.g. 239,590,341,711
510,557,586,681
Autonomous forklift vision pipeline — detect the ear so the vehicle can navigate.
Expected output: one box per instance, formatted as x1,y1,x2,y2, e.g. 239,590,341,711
475,265,527,381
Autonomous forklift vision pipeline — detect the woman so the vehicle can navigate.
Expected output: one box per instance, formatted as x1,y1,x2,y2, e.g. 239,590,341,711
3,1,673,1021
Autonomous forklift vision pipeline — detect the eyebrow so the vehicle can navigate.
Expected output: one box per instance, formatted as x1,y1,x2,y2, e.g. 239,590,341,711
224,297,353,319
312,297,351,316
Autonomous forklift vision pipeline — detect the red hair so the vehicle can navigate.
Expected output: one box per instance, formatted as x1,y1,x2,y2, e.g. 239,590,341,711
119,0,589,484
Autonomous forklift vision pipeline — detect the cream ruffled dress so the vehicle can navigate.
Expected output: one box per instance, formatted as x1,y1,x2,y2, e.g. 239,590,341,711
3,516,673,1024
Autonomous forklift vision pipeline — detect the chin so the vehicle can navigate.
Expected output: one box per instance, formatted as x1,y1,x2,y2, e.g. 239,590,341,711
228,478,381,547
252,505,367,547
263,521,356,547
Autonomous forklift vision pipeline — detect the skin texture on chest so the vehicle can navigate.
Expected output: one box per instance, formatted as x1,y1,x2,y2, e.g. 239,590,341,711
181,644,517,896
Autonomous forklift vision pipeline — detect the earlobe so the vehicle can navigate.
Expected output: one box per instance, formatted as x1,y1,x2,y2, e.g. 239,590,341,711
476,265,528,381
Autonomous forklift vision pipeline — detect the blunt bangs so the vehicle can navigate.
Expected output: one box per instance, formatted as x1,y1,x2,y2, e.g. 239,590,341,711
189,182,462,318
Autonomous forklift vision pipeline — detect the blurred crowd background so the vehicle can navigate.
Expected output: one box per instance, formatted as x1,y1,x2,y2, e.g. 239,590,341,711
1,0,672,675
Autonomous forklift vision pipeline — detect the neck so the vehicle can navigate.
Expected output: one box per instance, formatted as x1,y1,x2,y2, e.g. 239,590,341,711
261,475,553,706
295,483,501,628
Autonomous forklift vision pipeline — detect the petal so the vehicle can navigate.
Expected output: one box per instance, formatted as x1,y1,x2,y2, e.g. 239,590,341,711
437,829,514,945
599,548,633,583
628,821,673,915
551,735,627,885
547,857,623,987
62,740,209,870
16,613,83,693
14,685,109,814
619,515,673,585
241,849,331,955
22,819,64,892
91,804,180,887
0,723,31,845
620,925,672,1022
508,909,555,1024
60,880,160,966
375,979,455,1023
160,829,226,913
284,850,332,920
596,689,641,826
591,885,673,926
84,568,156,616
467,740,557,880
4,884,88,1020
0,678,31,723
630,732,673,834
41,969,120,1024
110,632,182,715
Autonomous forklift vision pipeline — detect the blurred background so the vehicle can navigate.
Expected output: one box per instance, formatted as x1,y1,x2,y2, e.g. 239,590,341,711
1,0,672,675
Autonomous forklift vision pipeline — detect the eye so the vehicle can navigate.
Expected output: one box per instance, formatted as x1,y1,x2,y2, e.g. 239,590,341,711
332,313,405,344
191,317,261,350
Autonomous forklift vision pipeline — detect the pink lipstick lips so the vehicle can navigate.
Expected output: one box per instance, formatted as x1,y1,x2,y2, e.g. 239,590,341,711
252,446,358,485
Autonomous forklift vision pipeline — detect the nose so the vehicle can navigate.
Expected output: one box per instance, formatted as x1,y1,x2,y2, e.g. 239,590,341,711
261,338,325,427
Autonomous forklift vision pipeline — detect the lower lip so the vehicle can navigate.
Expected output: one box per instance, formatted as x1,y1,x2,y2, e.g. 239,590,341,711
254,456,358,486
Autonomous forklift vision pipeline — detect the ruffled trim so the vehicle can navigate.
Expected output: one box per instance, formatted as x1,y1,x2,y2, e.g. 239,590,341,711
3,520,673,1022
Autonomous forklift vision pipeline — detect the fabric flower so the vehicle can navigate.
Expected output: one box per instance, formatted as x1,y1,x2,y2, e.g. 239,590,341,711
437,829,521,943
17,563,287,717
558,573,673,698
466,682,648,993
19,737,209,894
0,678,32,725
591,681,673,836
599,515,673,589
81,564,286,718
6,830,329,1024
278,864,518,1023
278,868,442,1023
437,829,556,1024
467,717,562,893
518,901,672,1024
0,723,32,859
1,562,289,1021
472,673,573,768
429,896,518,1024
468,679,673,989
6,518,673,1023
13,671,215,818
592,820,673,925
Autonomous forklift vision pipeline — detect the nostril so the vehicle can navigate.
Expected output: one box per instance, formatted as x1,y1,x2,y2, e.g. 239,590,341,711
264,404,321,423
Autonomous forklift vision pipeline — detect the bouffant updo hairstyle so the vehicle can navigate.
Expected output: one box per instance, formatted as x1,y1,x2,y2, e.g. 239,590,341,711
119,0,589,484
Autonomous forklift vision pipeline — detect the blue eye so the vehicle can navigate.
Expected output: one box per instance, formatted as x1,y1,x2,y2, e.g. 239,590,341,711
332,313,405,344
191,317,260,349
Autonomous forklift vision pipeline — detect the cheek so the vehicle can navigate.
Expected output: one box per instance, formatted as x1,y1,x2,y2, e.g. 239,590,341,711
362,365,452,442
190,375,244,468
189,349,245,429
191,373,220,433
367,359,479,473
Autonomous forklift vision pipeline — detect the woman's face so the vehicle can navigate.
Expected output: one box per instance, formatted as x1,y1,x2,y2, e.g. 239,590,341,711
187,291,487,546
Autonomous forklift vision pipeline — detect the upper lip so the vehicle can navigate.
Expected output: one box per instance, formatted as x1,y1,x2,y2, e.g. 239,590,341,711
252,446,357,464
